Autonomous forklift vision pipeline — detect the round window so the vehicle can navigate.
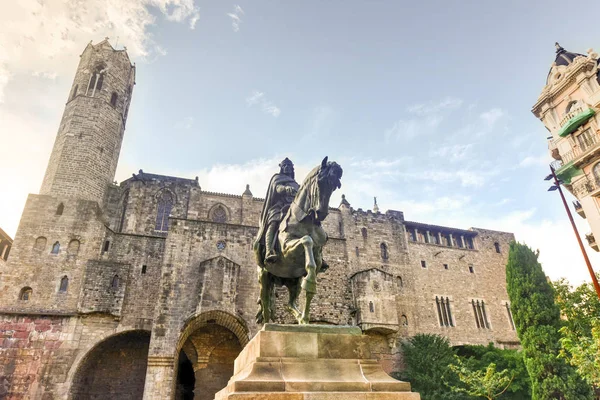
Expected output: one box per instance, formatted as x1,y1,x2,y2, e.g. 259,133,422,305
216,240,226,251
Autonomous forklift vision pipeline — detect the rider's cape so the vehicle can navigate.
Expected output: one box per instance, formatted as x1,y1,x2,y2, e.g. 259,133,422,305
253,173,298,265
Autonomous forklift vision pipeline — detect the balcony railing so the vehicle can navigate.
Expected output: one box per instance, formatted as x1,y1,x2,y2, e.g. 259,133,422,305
572,177,600,197
586,232,599,252
560,107,584,127
556,131,600,166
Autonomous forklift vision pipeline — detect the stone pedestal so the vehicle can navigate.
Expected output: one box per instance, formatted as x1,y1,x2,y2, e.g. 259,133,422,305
215,324,420,400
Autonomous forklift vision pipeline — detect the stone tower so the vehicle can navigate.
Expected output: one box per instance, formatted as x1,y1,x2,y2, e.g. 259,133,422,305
40,39,136,203
0,40,134,314
532,43,600,251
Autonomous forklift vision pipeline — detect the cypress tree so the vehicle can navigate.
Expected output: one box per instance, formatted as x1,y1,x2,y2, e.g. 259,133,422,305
505,242,592,399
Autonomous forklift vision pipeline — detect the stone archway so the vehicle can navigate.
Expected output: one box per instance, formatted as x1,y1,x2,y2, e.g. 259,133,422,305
175,311,249,400
69,330,151,399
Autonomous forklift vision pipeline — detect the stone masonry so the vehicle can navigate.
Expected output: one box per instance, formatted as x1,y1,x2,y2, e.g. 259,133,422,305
0,40,519,399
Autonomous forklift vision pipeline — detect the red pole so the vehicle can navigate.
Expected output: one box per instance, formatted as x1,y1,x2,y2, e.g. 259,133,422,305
550,166,600,300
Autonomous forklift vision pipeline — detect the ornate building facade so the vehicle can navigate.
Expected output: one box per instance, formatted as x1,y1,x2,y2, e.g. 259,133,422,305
532,43,600,251
0,40,518,400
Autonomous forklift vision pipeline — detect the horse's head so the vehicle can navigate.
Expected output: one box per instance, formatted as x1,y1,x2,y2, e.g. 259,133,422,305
314,156,343,222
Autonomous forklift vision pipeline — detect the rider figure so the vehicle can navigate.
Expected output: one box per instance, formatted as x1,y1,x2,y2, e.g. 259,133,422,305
256,158,300,264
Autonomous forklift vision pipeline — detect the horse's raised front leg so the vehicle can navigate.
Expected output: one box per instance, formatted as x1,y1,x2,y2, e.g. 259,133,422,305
257,266,273,324
299,235,317,324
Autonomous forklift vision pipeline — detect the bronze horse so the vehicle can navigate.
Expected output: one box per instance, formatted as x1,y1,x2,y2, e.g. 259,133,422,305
254,157,343,324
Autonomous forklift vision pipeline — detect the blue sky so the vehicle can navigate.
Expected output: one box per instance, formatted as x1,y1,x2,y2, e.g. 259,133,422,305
1,0,599,284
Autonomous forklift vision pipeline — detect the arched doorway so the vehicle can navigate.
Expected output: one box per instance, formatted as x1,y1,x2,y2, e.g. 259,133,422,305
69,330,151,399
175,311,249,400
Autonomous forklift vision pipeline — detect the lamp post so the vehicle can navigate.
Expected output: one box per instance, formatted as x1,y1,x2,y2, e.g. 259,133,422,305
546,165,600,300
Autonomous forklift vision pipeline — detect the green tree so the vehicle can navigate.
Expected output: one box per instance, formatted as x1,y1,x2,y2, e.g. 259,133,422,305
554,277,600,387
448,357,513,400
456,343,531,399
399,334,464,400
506,242,593,399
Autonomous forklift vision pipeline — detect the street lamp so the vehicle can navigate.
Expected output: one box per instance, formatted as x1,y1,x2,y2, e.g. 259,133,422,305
546,165,600,300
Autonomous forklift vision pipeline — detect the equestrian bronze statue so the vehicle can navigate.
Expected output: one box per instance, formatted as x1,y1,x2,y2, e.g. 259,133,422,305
254,157,343,324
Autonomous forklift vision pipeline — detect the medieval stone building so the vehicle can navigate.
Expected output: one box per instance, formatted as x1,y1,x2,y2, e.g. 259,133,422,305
0,40,519,400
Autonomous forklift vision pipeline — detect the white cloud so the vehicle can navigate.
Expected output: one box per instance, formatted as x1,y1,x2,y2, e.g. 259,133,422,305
227,5,244,32
480,108,504,128
174,116,194,129
407,97,463,116
384,115,443,141
430,143,473,162
246,90,281,117
519,154,550,167
0,0,200,100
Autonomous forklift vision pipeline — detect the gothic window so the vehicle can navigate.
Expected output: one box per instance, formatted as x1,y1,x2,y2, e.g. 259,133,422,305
401,315,408,326
361,227,367,239
494,242,501,253
409,229,417,242
435,296,453,327
111,275,119,289
19,287,32,301
118,190,129,233
472,299,490,329
380,243,388,260
87,65,104,96
70,84,78,101
155,190,174,231
34,236,47,251
369,301,374,313
212,205,227,223
59,276,69,293
466,237,475,249
397,276,403,288
51,242,60,254
505,302,515,330
56,203,64,215
68,239,80,255
110,92,118,107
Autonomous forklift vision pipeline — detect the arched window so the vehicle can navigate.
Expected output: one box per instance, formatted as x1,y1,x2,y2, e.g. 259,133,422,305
565,100,578,115
118,190,129,233
155,190,174,231
401,315,408,326
34,236,47,251
380,243,389,260
111,275,119,289
68,239,80,255
361,227,367,239
211,205,227,223
59,276,69,292
355,246,359,257
51,242,60,254
593,163,600,182
19,287,32,301
70,84,78,101
87,65,105,96
110,92,118,107
56,203,64,215
397,276,403,288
